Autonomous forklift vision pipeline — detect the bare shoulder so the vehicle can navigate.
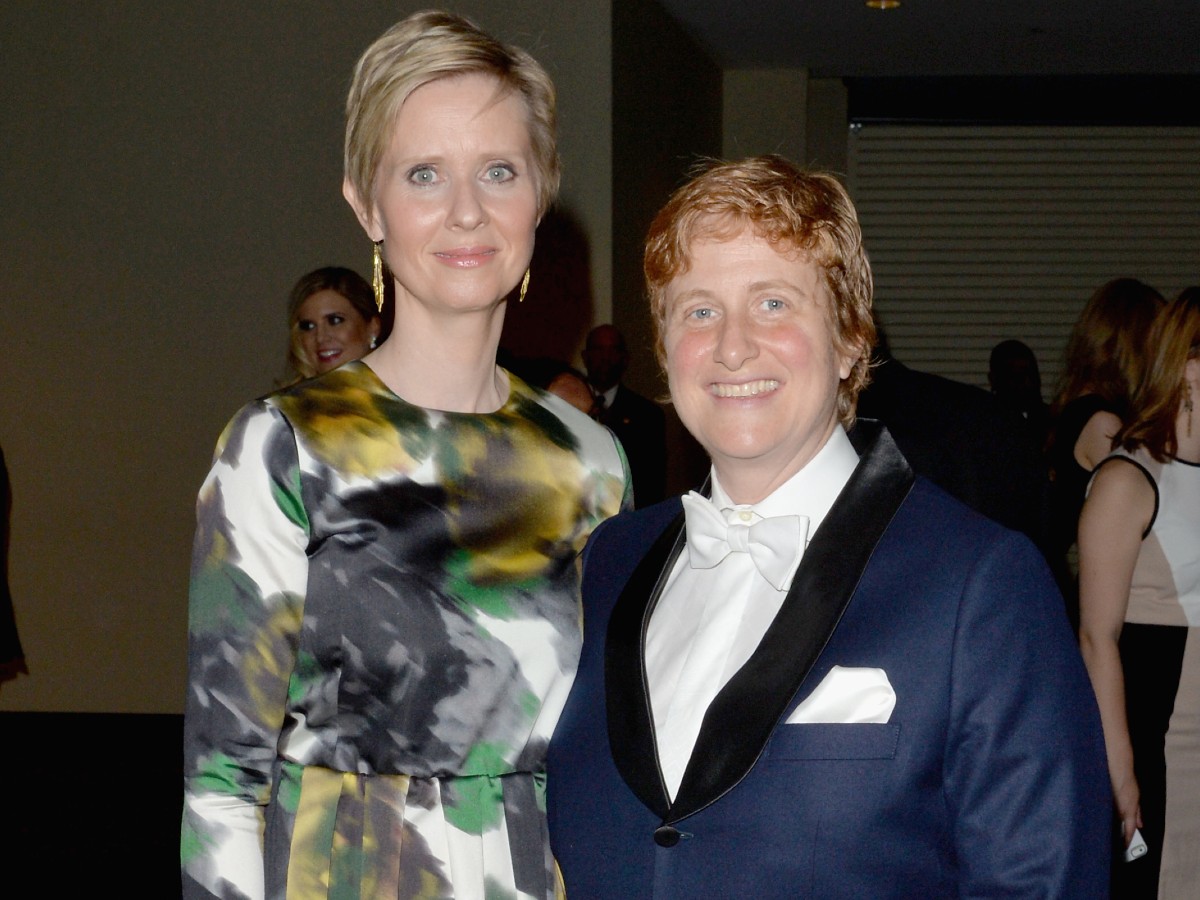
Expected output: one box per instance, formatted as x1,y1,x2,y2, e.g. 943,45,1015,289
1085,455,1155,529
1091,454,1152,491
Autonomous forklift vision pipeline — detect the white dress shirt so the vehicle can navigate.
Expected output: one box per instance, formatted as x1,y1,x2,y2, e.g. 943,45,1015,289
645,426,859,799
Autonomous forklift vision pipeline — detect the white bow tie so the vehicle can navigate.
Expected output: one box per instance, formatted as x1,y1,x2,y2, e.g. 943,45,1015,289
681,491,807,591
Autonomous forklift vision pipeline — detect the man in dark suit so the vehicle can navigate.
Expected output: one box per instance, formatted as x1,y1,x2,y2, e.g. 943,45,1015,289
547,156,1110,898
989,337,1052,453
856,346,1052,556
583,324,667,507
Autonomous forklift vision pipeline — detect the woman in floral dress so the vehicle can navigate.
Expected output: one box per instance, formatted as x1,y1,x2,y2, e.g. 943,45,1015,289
182,12,630,898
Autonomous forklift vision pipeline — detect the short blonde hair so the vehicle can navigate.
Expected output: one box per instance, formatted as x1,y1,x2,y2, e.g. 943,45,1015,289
344,10,559,216
644,155,875,426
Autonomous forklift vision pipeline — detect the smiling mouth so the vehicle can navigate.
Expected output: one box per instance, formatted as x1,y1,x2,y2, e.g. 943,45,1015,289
711,379,779,398
434,247,496,267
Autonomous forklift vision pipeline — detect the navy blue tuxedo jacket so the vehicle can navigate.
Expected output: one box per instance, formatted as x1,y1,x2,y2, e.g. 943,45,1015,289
547,422,1110,898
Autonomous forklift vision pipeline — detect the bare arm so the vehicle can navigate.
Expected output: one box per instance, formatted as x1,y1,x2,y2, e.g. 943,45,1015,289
1077,457,1154,846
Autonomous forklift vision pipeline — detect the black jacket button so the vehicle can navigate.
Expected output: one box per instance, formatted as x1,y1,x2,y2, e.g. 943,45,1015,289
654,825,680,847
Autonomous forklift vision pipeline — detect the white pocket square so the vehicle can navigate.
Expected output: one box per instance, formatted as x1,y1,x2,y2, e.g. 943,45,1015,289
785,665,896,725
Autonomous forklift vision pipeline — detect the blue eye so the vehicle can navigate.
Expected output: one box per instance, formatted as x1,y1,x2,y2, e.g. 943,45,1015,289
485,163,515,183
408,166,437,185
688,307,714,320
762,298,785,311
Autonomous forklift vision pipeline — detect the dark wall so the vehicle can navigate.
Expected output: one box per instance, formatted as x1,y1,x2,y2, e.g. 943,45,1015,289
2,712,183,892
612,0,723,493
612,0,722,391
846,75,1200,125
0,0,615,714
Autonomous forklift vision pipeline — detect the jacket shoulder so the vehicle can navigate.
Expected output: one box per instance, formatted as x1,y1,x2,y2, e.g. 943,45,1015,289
889,474,1047,569
582,500,681,595
585,501,681,556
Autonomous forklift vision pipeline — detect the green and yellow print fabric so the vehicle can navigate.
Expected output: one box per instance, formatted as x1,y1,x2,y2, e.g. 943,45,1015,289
182,363,631,899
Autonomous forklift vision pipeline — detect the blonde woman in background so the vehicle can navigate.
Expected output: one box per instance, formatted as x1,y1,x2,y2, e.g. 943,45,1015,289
283,266,382,383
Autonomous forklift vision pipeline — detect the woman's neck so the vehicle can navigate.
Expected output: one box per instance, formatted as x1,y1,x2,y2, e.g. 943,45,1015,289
366,302,509,413
1174,404,1200,463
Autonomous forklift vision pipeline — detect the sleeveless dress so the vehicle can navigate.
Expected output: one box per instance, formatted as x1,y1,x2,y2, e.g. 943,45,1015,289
182,362,631,899
1097,448,1200,898
1049,394,1114,559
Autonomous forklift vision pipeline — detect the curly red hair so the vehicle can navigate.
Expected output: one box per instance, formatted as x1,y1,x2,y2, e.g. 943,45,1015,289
643,155,875,426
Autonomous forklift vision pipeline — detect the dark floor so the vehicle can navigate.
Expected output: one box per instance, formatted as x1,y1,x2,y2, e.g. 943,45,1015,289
0,712,183,896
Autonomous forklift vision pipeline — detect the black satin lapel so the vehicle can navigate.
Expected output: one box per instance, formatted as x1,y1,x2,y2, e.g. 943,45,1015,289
670,423,914,820
605,510,687,819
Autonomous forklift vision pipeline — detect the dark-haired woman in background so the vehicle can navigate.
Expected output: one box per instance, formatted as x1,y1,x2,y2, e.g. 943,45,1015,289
1079,287,1200,897
1048,278,1164,627
182,11,629,898
283,266,382,383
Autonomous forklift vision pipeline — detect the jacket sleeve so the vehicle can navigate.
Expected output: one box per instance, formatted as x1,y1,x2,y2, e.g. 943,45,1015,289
181,401,309,900
945,530,1111,898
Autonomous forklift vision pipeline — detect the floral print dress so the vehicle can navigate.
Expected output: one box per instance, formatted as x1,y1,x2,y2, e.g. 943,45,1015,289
182,362,630,899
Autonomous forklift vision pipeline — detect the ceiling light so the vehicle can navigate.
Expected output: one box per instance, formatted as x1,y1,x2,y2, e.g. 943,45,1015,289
866,0,901,9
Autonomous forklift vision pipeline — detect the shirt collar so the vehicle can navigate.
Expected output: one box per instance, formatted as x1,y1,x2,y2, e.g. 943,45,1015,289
709,426,858,543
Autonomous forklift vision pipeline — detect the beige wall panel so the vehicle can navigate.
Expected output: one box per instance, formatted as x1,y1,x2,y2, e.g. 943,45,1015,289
0,1,612,712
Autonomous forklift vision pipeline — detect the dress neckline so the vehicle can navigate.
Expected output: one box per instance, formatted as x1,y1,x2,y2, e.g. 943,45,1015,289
351,359,524,417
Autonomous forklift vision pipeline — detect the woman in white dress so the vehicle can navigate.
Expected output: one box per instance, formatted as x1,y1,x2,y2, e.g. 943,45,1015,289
1079,287,1200,898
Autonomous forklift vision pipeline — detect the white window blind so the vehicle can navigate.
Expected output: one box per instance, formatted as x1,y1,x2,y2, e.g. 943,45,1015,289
846,125,1200,396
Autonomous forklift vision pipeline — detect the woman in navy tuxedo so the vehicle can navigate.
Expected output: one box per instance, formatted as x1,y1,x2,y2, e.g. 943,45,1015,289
547,155,1111,898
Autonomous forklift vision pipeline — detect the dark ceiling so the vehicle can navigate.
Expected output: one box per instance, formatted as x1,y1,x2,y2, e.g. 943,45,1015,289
657,0,1200,78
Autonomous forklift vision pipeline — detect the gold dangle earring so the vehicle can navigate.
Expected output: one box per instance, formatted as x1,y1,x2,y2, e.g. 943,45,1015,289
518,268,531,304
372,241,385,313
